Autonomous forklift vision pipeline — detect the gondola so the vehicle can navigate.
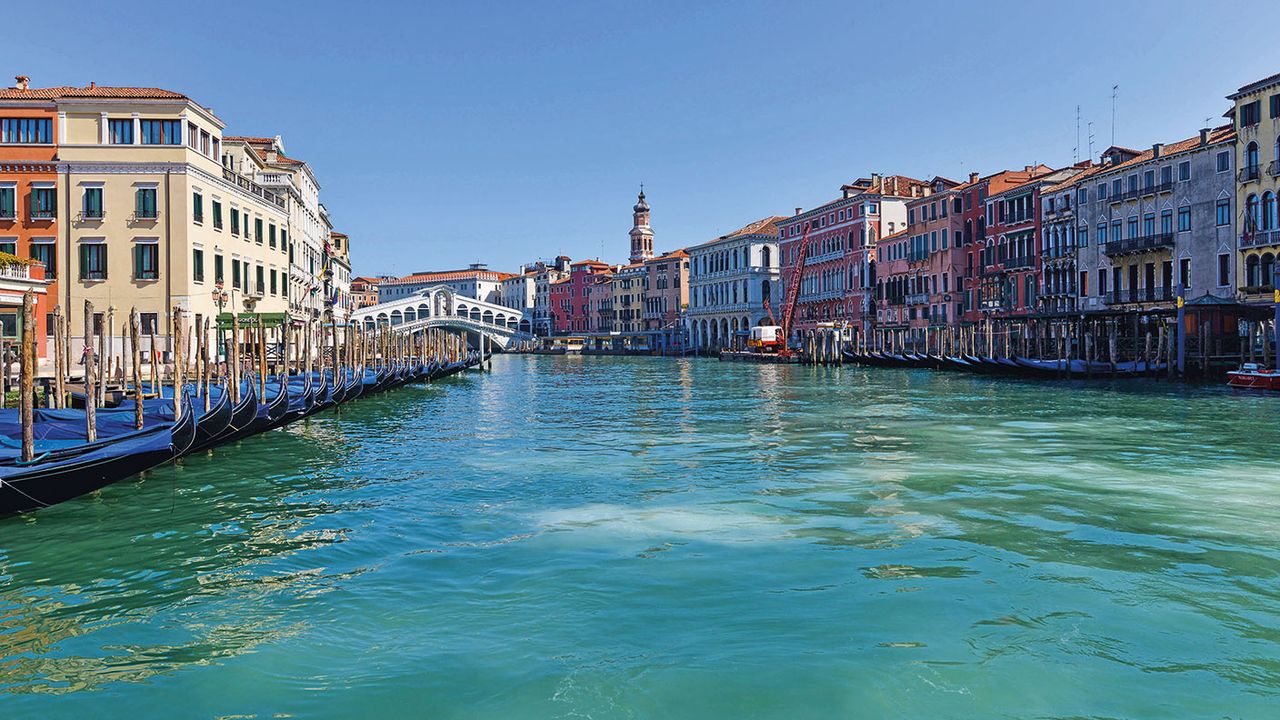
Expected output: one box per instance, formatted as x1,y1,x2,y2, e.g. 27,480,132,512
223,375,289,443
191,380,258,453
0,391,198,516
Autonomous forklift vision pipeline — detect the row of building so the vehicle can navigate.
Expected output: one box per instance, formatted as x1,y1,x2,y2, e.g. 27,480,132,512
0,75,354,360
356,71,1280,355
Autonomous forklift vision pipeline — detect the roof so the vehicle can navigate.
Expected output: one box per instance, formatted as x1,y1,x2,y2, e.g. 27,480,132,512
691,215,787,249
0,84,188,100
384,269,517,285
1229,72,1280,100
647,249,689,263
881,228,910,241
1049,125,1236,189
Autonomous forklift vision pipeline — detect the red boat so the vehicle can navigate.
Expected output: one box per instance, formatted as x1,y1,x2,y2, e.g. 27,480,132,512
1227,363,1280,390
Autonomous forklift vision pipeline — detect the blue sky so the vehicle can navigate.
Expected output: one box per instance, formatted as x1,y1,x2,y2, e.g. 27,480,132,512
11,1,1280,275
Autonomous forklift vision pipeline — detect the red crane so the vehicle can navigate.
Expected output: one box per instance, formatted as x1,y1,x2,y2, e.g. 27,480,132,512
775,221,813,354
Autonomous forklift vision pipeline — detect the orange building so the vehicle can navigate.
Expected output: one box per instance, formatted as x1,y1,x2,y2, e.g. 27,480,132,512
0,75,56,356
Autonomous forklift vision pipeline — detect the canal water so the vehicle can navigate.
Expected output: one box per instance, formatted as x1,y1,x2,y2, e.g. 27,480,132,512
1,355,1278,718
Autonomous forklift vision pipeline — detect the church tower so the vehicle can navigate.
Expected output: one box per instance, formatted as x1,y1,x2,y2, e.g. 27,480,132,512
629,187,654,264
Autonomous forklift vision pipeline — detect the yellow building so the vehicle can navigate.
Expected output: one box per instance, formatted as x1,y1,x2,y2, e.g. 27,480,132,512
1228,73,1280,300
52,84,290,360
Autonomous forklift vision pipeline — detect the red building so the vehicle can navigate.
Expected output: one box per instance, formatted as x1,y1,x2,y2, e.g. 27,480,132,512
975,164,1091,323
901,177,967,333
958,166,1052,325
873,229,911,330
554,260,612,334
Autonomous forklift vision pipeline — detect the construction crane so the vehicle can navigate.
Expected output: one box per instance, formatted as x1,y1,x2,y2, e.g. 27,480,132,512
749,222,812,354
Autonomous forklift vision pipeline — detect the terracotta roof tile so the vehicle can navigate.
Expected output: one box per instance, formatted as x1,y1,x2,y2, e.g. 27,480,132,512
0,85,188,100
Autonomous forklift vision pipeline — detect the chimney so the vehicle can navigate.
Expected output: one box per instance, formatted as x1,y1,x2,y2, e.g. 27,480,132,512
1024,165,1034,173
794,207,803,216
870,172,882,186
969,172,979,184
1199,128,1211,146
14,75,30,91
89,81,96,89
1152,143,1163,158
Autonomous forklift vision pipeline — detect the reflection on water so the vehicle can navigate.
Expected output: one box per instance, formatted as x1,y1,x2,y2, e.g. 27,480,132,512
1,355,1278,717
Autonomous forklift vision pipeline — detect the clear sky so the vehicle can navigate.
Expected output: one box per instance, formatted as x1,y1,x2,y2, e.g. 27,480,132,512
11,1,1280,276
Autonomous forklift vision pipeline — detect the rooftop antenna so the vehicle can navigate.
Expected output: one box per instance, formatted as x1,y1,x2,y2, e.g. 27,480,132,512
1110,85,1119,146
1074,104,1081,164
1087,121,1095,162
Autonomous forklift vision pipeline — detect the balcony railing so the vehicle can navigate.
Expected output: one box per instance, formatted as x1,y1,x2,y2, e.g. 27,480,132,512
1241,284,1276,295
905,292,930,305
1141,180,1175,196
0,264,32,280
1240,165,1261,183
1105,286,1174,304
1004,256,1035,270
1039,282,1077,298
1041,244,1076,260
30,209,56,220
1102,232,1175,256
222,166,287,210
1241,229,1280,249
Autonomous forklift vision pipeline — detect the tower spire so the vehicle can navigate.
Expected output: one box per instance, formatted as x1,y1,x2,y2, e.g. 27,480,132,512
629,186,654,264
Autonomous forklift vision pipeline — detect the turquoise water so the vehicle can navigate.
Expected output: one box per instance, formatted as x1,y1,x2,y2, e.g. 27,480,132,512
2,354,1279,718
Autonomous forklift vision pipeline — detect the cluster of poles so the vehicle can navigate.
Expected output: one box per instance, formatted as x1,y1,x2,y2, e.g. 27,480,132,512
0,296,482,516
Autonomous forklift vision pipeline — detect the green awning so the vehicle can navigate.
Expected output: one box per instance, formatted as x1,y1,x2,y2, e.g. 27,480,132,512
216,312,288,330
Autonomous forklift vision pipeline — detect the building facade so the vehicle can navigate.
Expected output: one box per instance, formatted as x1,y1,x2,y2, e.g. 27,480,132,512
611,263,645,334
687,216,783,352
1228,74,1280,301
1075,128,1238,313
642,249,688,348
901,178,965,332
378,265,513,304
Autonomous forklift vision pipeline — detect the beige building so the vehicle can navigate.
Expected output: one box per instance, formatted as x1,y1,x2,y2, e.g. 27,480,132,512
1228,73,1280,300
51,85,289,358
611,263,645,333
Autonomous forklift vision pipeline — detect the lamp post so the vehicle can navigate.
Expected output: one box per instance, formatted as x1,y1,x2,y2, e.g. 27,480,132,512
213,282,229,366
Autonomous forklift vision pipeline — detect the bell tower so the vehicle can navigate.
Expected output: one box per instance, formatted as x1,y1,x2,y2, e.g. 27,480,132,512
629,186,654,264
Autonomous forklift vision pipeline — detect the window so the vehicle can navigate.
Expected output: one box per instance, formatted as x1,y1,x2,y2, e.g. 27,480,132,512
214,253,224,284
193,248,205,283
1272,94,1280,119
1160,209,1172,234
212,200,223,230
29,243,54,278
1078,187,1087,205
79,244,107,280
1160,166,1172,185
232,259,241,289
230,208,240,236
1239,99,1261,127
270,269,278,295
29,187,56,220
1098,269,1107,295
1079,227,1088,246
1143,213,1155,236
256,265,265,294
193,191,204,223
108,119,133,144
1143,170,1155,189
83,187,103,219
1112,219,1122,240
254,218,263,244
1098,183,1108,200
140,313,159,335
0,118,52,144
133,243,159,280
1178,206,1191,232
269,224,277,249
1179,161,1190,181
135,188,158,219
1216,198,1231,226
1128,217,1139,238
1180,258,1191,289
1218,253,1231,286
0,239,14,255
1216,151,1231,173
0,186,13,219
281,229,288,252
1112,178,1123,197
139,119,181,145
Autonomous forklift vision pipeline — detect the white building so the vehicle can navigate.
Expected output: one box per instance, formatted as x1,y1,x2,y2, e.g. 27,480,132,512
378,264,512,304
687,216,785,352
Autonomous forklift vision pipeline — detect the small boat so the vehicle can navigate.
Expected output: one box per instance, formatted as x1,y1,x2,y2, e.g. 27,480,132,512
1227,363,1280,390
0,391,198,516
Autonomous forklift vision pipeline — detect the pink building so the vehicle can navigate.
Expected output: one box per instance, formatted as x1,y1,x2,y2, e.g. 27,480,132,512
778,174,928,340
900,176,968,332
556,260,612,334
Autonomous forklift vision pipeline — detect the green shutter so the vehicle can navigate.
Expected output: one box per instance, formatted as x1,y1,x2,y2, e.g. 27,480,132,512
79,245,89,279
133,245,141,278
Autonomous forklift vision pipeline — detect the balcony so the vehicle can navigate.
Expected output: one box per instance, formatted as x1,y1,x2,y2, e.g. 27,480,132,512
1241,284,1276,295
1142,181,1175,196
1039,282,1077,298
1004,256,1035,270
1241,229,1280,249
0,264,33,280
1102,232,1175,256
1041,244,1076,260
1240,165,1261,183
29,208,56,221
222,166,288,210
1269,160,1280,178
905,292,930,305
1108,192,1124,206
1105,286,1174,305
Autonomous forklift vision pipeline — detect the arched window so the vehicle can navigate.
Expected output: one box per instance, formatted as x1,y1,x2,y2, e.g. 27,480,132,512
1265,191,1277,231
1247,255,1261,286
1263,253,1276,288
1247,141,1260,171
1247,194,1260,232
761,245,771,268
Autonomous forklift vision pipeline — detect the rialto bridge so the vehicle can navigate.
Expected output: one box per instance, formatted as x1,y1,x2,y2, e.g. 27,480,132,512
349,287,535,349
